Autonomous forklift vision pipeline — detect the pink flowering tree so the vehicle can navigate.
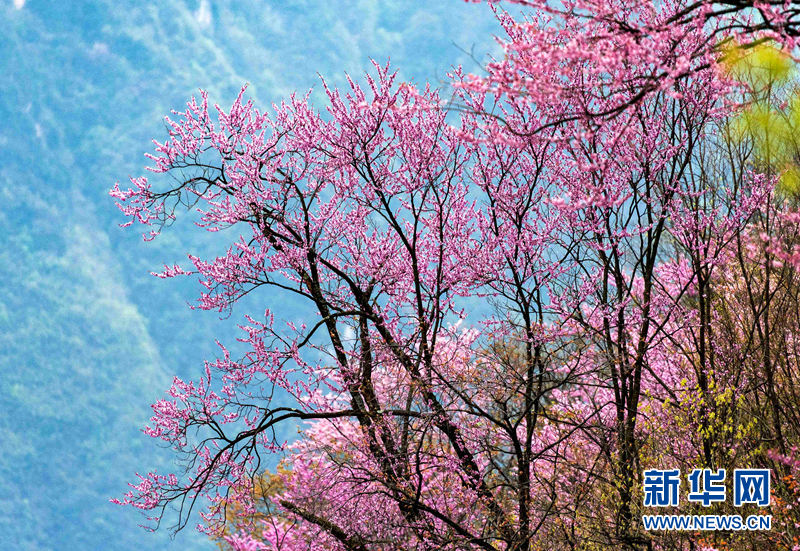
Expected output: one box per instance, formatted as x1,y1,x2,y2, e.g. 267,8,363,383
112,1,800,550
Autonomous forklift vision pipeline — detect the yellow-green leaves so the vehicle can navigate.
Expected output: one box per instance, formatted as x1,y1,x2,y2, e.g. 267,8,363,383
722,41,800,196
723,41,794,88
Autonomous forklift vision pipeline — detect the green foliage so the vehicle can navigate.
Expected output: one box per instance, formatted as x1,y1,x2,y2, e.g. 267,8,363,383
723,41,800,197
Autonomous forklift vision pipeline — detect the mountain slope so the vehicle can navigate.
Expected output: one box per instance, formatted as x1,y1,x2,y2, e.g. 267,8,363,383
0,2,498,549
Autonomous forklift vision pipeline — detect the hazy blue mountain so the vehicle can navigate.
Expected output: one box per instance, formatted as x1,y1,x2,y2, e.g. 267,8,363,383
1,1,499,549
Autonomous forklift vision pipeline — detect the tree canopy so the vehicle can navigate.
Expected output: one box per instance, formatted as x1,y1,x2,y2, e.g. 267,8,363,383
113,1,800,549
